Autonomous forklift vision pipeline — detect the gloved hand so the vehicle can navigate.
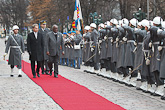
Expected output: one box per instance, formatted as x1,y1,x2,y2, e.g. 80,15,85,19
111,39,113,43
99,40,102,44
91,48,94,52
116,38,119,42
149,42,152,48
116,25,120,29
134,42,137,46
157,29,163,34
123,37,127,42
146,59,150,65
3,53,7,57
158,46,163,51
104,36,107,40
134,28,138,32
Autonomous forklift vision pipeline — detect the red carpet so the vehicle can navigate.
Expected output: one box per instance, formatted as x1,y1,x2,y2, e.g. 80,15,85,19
22,60,125,110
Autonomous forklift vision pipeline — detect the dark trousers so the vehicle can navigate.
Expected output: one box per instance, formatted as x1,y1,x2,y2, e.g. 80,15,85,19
31,61,42,76
41,60,49,72
11,65,21,69
48,55,59,74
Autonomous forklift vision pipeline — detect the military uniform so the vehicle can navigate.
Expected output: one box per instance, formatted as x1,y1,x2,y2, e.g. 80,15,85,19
39,27,50,74
83,32,91,66
90,29,99,70
5,34,25,69
73,33,82,69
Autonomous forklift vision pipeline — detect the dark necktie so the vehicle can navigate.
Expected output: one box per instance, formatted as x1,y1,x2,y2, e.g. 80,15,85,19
55,33,57,40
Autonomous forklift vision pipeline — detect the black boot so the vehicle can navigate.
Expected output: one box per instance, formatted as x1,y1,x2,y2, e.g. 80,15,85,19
37,73,40,77
50,71,52,76
54,73,58,78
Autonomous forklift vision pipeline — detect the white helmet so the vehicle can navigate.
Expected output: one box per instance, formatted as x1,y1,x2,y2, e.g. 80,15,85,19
12,25,19,30
90,23,97,28
100,23,104,28
122,18,129,26
153,16,163,25
110,18,118,25
162,21,165,29
84,26,90,30
106,21,110,26
130,18,138,27
141,19,150,28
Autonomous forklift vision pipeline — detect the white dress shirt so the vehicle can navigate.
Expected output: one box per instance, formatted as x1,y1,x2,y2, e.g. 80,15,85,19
34,32,38,39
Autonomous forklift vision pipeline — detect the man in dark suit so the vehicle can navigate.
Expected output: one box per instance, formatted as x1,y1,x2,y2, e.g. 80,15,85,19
38,20,50,75
27,24,44,78
46,25,64,78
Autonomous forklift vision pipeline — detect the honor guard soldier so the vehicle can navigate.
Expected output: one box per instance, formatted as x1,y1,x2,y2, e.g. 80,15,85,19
122,18,138,86
39,20,50,75
157,23,165,100
73,30,82,69
116,18,128,83
89,23,100,73
99,23,108,76
83,26,92,71
4,25,25,77
61,32,68,66
149,17,164,96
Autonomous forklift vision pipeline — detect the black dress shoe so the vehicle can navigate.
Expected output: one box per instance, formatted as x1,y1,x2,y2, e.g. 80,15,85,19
151,93,160,96
161,96,165,100
10,75,14,77
45,71,49,75
18,74,22,77
54,74,58,78
37,73,40,77
50,71,52,76
33,76,36,78
42,71,45,74
136,87,142,91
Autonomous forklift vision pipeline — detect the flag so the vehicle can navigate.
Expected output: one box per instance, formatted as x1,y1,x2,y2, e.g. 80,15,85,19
73,0,82,31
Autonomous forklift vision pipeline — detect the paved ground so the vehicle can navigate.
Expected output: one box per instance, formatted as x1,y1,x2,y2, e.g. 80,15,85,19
0,38,165,110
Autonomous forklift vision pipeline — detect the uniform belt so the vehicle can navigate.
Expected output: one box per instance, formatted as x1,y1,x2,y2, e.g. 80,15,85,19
138,42,143,45
108,37,113,39
143,49,150,52
153,42,159,45
10,46,20,48
127,40,135,43
113,41,117,43
102,39,106,41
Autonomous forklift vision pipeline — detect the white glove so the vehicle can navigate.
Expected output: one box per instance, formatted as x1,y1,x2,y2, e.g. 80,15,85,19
91,48,94,52
123,37,127,42
158,46,163,51
111,39,113,43
146,59,150,65
116,38,119,42
134,42,137,46
104,36,107,40
111,28,114,31
4,53,7,56
135,28,139,31
116,25,120,29
99,40,102,44
157,29,163,34
149,42,152,48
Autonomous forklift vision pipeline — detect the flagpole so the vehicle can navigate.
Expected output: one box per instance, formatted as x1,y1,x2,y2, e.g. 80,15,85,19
81,19,85,34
